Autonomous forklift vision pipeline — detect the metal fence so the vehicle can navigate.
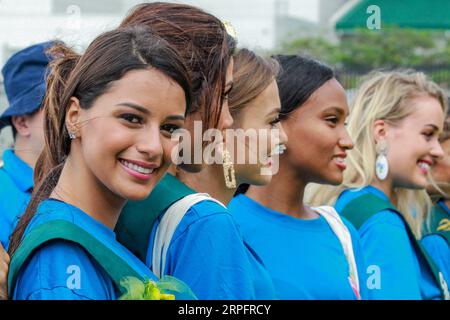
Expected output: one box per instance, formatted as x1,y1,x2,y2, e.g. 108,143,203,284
336,65,450,91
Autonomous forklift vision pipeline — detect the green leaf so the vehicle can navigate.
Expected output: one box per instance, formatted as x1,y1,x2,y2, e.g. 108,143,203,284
118,277,145,300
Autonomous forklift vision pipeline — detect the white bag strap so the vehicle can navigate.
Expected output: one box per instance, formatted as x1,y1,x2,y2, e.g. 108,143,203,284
313,205,361,299
152,193,226,279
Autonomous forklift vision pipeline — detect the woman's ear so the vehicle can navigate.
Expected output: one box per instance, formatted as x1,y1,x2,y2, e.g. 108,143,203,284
66,97,81,138
373,119,388,144
11,115,31,137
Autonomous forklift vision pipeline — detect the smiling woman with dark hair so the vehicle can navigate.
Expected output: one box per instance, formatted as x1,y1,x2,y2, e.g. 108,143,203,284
7,26,193,300
229,55,367,300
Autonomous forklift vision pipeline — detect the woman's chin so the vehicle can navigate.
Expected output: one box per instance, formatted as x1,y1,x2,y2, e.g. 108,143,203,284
118,185,154,202
316,172,343,186
177,162,204,173
245,173,273,187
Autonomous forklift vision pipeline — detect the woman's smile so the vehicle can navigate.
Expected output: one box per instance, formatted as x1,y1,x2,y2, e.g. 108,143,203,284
118,158,159,181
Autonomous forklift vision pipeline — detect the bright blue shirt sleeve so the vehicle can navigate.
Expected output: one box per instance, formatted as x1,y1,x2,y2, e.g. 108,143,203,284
148,201,272,300
358,210,422,299
0,174,31,249
14,240,117,300
421,234,450,286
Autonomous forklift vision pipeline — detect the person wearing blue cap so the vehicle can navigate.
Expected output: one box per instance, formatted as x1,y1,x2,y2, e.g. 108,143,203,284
0,41,54,250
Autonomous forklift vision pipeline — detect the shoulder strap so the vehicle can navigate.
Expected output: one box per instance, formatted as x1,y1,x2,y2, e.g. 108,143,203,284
340,193,397,230
152,193,226,279
341,193,449,300
313,206,361,299
8,220,142,297
115,174,196,262
426,203,450,246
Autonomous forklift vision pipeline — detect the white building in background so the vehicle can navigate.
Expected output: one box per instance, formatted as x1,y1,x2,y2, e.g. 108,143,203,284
0,0,140,65
0,0,331,150
0,0,324,65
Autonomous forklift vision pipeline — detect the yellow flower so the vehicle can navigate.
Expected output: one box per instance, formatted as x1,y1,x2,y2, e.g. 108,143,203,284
119,276,195,300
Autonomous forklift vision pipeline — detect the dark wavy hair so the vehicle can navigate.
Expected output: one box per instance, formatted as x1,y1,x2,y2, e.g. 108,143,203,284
8,26,192,256
121,2,236,129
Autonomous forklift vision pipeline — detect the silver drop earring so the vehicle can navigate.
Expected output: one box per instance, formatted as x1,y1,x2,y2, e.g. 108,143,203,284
69,131,77,140
375,140,389,180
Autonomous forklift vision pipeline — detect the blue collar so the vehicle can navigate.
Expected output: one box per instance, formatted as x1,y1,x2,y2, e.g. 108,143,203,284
36,199,117,240
2,149,33,192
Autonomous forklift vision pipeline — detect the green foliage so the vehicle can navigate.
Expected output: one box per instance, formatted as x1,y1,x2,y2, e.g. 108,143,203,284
277,27,450,69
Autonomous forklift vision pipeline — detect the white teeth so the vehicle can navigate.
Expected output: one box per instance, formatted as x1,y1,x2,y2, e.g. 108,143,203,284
272,144,287,156
121,160,154,175
418,162,430,171
335,157,345,163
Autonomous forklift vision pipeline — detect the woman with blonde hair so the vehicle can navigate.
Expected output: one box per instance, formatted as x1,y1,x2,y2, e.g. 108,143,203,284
307,70,449,299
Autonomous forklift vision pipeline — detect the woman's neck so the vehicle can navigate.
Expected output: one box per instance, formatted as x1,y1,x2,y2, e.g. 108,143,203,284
370,178,394,202
14,138,39,169
175,164,235,205
51,154,125,230
246,159,319,220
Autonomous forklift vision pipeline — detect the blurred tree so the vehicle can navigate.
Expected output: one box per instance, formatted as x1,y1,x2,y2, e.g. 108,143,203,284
277,27,450,69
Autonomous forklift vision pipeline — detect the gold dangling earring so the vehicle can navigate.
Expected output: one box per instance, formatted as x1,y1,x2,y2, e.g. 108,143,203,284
222,146,236,189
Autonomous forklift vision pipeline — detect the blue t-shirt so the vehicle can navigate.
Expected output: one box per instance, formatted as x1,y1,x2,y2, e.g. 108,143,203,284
421,234,450,287
147,199,276,300
0,149,33,249
334,185,442,300
13,199,158,300
228,194,367,300
421,200,450,288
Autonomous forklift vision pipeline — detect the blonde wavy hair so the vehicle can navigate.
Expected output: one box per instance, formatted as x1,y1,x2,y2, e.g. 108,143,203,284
306,70,448,238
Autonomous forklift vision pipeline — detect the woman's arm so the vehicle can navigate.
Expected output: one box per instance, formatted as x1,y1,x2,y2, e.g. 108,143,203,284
13,240,115,300
359,211,422,299
0,242,9,300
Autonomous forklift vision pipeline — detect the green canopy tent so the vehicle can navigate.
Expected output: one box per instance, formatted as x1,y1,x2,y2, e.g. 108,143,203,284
335,0,450,31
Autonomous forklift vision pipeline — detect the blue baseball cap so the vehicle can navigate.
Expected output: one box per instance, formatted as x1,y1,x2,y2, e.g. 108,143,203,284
0,41,55,130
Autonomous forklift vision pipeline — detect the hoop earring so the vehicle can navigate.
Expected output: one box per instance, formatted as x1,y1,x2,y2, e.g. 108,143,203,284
222,146,236,189
375,140,389,180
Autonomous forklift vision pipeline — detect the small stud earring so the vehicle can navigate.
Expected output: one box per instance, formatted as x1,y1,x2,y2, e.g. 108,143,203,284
69,131,77,140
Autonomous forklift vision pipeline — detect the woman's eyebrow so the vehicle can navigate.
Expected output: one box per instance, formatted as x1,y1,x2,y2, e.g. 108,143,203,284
166,114,186,121
267,107,281,117
323,106,345,116
115,102,150,114
425,124,440,131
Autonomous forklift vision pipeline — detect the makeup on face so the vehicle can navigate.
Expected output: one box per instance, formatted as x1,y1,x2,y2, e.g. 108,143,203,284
75,68,187,201
281,78,352,185
386,95,445,189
